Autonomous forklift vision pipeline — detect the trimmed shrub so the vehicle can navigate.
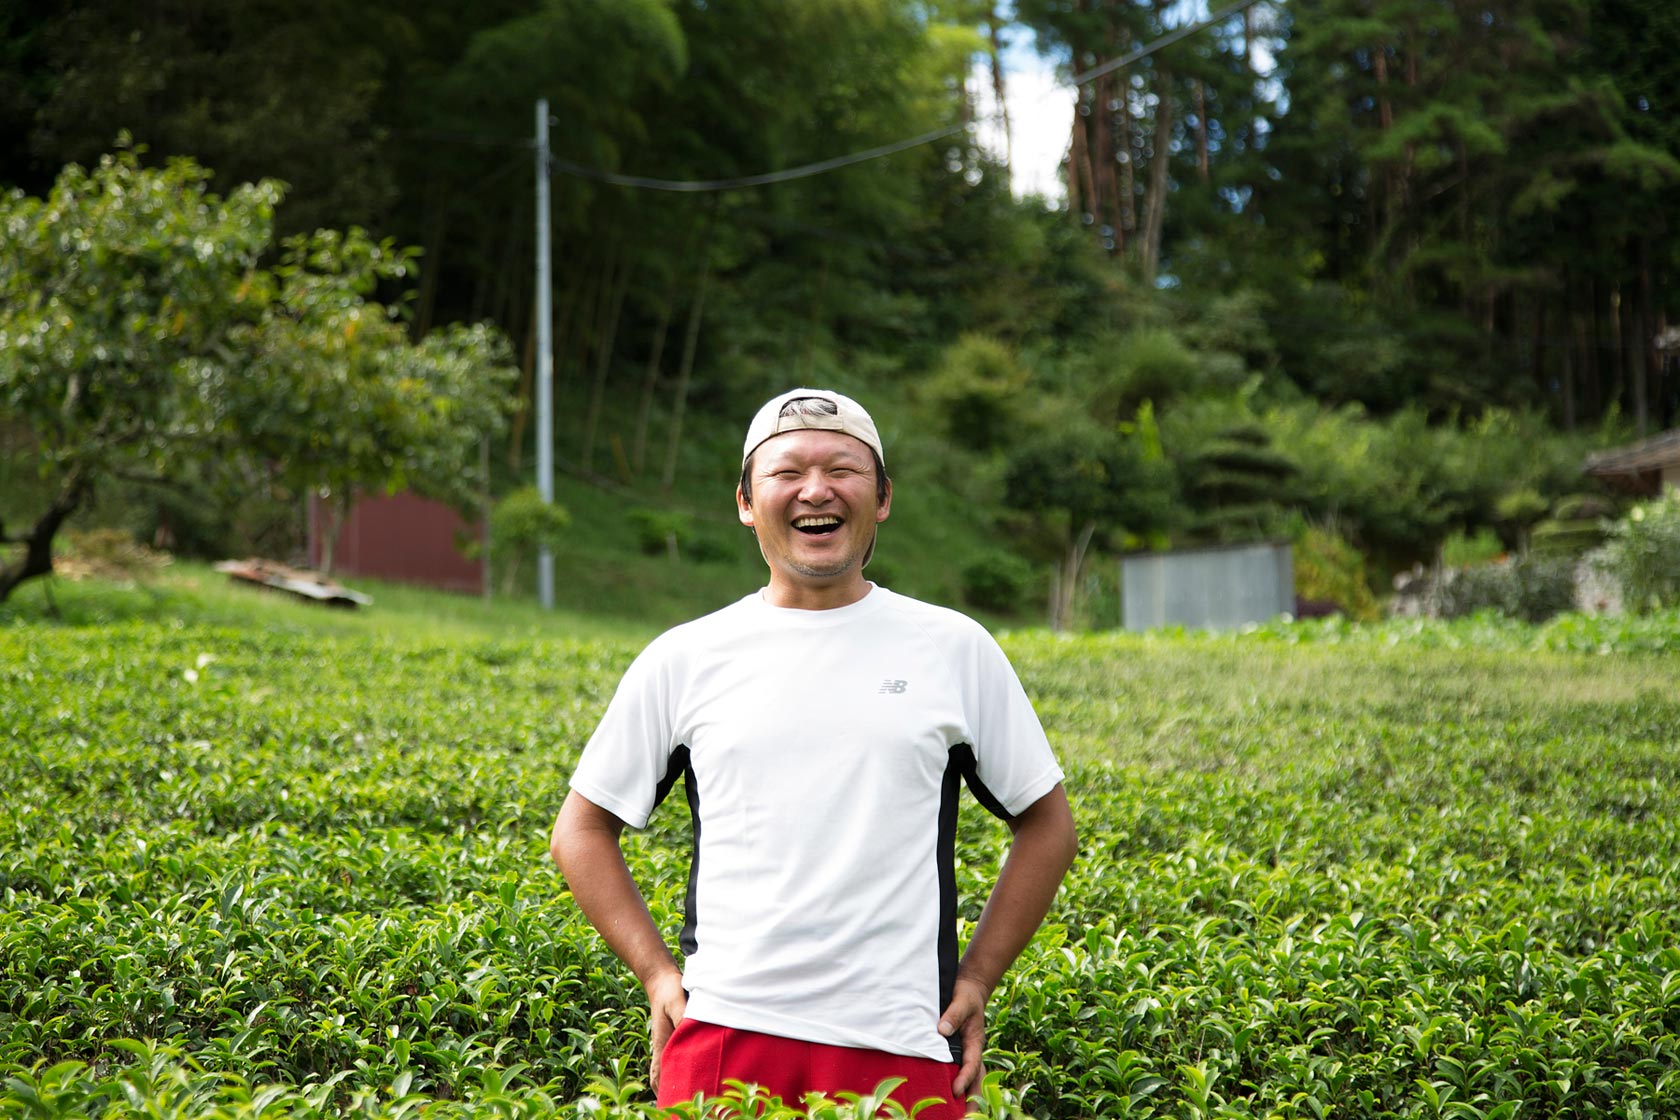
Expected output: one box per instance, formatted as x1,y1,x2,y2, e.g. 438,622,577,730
1530,491,1617,557
1435,553,1577,623
1597,489,1680,612
1292,524,1380,621
489,487,570,594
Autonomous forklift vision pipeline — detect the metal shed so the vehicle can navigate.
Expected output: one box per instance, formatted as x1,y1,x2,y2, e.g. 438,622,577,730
1120,540,1294,632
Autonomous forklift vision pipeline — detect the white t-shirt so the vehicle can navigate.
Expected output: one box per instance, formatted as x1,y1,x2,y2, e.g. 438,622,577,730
568,585,1063,1063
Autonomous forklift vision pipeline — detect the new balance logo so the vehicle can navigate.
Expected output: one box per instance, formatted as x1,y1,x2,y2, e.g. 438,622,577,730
878,679,907,694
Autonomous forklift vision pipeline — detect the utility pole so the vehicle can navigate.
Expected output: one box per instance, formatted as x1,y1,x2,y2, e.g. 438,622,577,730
534,98,554,609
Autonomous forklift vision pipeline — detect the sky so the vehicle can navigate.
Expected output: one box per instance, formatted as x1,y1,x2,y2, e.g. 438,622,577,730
971,32,1072,203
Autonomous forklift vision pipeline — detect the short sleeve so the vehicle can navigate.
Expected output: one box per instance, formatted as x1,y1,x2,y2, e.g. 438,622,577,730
965,631,1063,818
568,637,683,829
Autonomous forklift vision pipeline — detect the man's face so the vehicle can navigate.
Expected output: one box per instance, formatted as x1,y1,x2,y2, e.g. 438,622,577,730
737,429,891,588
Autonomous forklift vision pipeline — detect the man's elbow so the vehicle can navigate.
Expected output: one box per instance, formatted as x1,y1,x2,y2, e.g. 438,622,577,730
557,816,577,873
549,792,585,876
1058,815,1079,874
550,790,624,882
548,818,568,873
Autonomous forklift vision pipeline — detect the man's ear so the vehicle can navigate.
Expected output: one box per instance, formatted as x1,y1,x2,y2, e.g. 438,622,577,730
875,478,892,523
736,485,754,528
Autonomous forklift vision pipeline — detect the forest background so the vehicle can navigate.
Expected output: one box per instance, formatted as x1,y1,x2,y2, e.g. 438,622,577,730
3,0,1678,628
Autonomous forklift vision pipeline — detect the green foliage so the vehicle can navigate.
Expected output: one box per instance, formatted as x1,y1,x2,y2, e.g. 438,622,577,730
1003,423,1176,628
1530,492,1618,558
1245,404,1604,565
960,550,1034,614
1436,554,1579,624
492,487,573,555
0,147,277,471
624,507,731,564
1597,489,1680,613
1291,523,1381,621
921,334,1028,452
247,232,516,520
15,0,398,235
1180,423,1301,544
1002,427,1176,547
0,559,655,644
1095,327,1204,421
5,606,1680,1116
628,507,688,557
486,487,571,597
1440,527,1506,569
0,147,516,598
440,0,687,179
1495,487,1550,531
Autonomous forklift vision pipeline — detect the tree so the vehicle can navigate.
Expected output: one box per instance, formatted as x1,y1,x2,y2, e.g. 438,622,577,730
0,147,517,600
17,0,399,235
1003,422,1175,630
1263,0,1680,424
1020,0,1279,284
486,486,572,596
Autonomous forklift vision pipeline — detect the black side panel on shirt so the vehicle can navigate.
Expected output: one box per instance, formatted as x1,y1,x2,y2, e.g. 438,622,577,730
959,746,1016,822
938,744,969,1064
943,743,1018,1063
651,745,703,958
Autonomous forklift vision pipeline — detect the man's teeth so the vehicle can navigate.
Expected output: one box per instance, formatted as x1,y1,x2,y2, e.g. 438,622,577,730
794,516,841,530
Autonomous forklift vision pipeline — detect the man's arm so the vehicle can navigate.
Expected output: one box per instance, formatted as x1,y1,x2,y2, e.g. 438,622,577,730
550,789,687,1091
937,783,1077,1098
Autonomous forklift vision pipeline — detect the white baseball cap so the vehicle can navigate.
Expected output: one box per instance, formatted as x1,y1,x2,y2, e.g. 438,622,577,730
741,388,885,468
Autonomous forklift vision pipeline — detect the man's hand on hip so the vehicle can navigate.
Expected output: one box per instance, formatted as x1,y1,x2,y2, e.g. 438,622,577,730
937,975,989,1100
646,968,688,1094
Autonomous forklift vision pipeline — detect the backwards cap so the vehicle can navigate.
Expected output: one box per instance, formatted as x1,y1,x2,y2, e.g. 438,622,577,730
741,388,884,468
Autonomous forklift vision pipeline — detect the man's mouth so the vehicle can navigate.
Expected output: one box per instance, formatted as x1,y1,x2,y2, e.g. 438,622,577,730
793,515,843,536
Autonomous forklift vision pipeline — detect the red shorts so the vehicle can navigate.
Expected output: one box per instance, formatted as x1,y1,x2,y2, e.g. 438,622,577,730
656,1019,966,1118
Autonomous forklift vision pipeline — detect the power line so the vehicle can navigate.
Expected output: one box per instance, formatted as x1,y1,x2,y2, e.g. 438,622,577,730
545,120,973,194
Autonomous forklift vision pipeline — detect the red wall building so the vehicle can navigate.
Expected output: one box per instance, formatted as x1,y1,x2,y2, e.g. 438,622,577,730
307,491,485,594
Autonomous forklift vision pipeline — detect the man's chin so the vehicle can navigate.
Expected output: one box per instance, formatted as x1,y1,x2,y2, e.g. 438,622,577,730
784,555,860,580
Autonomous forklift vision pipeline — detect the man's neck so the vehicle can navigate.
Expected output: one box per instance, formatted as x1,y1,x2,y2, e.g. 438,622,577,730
761,574,874,611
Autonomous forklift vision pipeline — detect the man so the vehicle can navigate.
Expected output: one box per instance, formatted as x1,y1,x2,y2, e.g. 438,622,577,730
550,388,1077,1114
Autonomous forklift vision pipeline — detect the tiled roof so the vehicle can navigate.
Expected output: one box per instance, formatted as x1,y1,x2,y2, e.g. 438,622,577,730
1585,429,1680,475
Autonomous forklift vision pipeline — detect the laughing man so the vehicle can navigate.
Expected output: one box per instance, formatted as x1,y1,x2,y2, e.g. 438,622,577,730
550,388,1077,1114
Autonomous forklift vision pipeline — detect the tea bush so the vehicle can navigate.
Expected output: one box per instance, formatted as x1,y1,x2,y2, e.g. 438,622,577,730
4,612,1680,1117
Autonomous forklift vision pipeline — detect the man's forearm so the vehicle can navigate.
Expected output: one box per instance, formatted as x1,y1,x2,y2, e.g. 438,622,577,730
955,784,1077,996
551,790,681,989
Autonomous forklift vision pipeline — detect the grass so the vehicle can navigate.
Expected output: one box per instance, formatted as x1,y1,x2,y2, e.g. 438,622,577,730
5,574,1680,1118
0,559,660,645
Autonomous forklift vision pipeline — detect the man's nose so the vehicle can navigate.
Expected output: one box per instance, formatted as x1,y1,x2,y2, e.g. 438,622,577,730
798,471,835,503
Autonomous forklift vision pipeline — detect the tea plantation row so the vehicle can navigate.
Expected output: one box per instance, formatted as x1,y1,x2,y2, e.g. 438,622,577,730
3,614,1679,1117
